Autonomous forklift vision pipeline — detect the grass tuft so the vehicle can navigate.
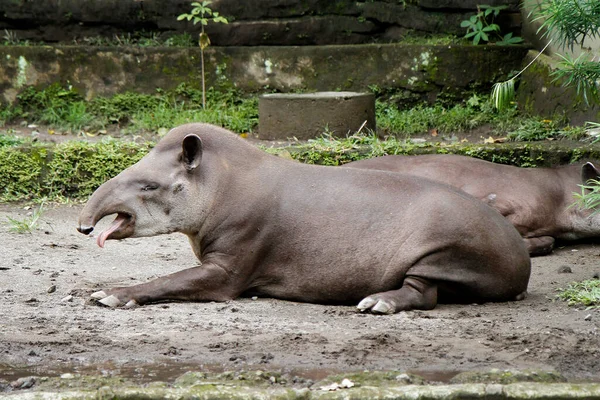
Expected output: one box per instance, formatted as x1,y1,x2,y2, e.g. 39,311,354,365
5,202,45,233
556,279,600,309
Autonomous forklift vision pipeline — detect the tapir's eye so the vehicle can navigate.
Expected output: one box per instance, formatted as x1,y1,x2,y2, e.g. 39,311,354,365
141,183,159,191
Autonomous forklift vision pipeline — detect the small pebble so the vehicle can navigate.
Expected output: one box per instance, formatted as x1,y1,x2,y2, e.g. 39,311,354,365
61,295,73,302
252,296,258,301
557,265,572,274
396,373,412,383
60,373,74,379
47,285,56,293
584,314,592,321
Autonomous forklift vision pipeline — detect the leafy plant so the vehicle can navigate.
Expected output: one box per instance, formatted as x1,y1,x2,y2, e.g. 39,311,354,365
574,178,600,212
493,0,600,110
505,117,588,141
460,5,524,45
556,279,600,308
553,52,600,106
6,202,45,233
177,1,229,108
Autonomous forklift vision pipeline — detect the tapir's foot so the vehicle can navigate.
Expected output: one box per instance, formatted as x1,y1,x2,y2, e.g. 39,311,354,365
91,290,140,308
357,276,438,314
357,295,397,314
524,236,555,257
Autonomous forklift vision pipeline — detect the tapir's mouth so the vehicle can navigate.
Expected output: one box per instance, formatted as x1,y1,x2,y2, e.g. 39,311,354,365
96,212,134,248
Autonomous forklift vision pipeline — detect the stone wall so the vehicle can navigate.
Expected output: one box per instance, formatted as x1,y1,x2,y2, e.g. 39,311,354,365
0,0,521,45
0,44,528,105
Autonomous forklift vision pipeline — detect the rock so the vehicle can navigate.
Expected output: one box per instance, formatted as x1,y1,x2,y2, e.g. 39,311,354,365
47,285,56,293
557,265,572,274
396,373,412,383
585,314,592,321
61,295,74,302
11,376,35,389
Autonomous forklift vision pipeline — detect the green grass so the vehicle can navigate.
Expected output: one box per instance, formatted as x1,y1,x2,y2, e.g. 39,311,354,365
5,201,45,233
556,280,600,309
0,84,591,143
1,84,259,135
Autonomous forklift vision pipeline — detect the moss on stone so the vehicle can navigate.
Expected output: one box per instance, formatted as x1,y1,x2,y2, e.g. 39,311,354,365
0,138,151,202
450,369,567,384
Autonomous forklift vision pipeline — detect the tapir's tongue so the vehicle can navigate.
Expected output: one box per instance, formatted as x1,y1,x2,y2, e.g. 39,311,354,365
97,214,127,248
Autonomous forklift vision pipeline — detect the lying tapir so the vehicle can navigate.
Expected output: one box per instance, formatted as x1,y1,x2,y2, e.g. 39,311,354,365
77,123,530,313
346,154,600,256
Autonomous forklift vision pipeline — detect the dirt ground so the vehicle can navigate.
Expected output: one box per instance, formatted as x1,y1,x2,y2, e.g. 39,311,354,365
1,203,600,388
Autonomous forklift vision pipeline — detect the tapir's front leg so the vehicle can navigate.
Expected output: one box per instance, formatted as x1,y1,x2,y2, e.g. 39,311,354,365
91,263,239,307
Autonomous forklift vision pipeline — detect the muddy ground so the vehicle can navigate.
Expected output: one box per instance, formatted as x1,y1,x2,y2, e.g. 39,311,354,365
1,203,600,389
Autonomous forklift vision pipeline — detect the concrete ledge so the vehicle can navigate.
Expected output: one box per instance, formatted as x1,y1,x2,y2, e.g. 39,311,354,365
258,92,375,140
6,382,600,399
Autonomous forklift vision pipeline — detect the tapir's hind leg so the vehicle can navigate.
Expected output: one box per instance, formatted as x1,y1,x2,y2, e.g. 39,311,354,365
357,276,437,314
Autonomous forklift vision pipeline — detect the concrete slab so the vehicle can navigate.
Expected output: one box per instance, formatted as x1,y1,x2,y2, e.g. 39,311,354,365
258,91,375,140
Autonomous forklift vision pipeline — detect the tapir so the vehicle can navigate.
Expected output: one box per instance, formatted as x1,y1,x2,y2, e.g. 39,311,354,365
347,154,600,256
77,123,531,313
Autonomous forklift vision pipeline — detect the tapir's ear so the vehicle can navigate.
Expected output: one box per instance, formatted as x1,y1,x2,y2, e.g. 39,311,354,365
182,134,203,171
581,162,600,185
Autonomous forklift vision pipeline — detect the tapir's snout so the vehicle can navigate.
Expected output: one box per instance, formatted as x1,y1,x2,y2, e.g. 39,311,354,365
77,225,94,235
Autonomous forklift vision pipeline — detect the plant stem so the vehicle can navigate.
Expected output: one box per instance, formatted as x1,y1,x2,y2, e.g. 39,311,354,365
201,48,206,109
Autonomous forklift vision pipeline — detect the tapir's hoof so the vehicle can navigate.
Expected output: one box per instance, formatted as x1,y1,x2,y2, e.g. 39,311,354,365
91,290,139,308
90,290,108,300
357,297,396,314
98,294,123,308
125,299,139,308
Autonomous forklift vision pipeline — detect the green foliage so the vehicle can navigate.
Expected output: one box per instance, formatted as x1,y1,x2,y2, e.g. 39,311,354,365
375,94,519,137
177,1,229,29
460,5,523,45
277,132,418,166
15,83,98,132
506,117,587,141
574,178,600,211
177,1,229,109
3,29,32,46
553,52,600,106
4,84,258,134
556,279,600,308
0,139,151,201
164,33,196,47
0,133,24,148
529,0,600,51
46,139,151,198
0,145,45,201
491,79,515,111
5,202,45,233
494,0,600,110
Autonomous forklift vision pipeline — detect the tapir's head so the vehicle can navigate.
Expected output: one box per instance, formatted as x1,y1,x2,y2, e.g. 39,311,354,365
77,128,205,247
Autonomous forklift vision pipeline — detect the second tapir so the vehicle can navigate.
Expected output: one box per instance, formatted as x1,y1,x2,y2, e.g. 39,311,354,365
347,154,600,256
77,123,531,313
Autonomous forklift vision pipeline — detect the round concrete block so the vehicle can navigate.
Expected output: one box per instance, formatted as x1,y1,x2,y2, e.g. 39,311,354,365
258,92,376,140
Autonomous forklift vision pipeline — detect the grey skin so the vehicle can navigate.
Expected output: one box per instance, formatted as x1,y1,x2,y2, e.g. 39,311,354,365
347,154,600,256
77,123,531,313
